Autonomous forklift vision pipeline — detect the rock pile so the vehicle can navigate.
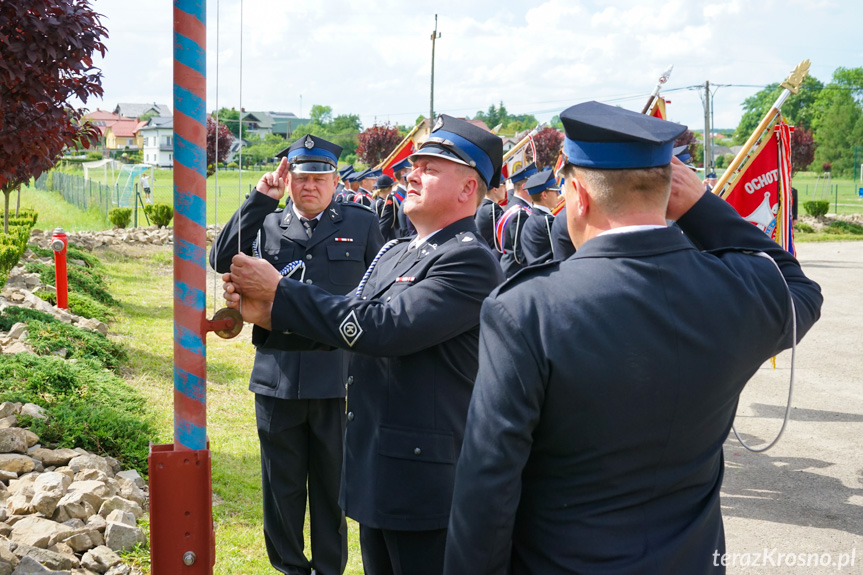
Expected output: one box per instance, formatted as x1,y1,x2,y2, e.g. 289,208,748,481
0,403,146,575
28,225,224,252
0,256,109,356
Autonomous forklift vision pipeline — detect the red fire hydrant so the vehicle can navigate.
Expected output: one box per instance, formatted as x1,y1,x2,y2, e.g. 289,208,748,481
51,227,68,310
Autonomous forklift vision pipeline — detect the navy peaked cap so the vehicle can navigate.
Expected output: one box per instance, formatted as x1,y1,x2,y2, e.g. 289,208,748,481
409,114,503,188
509,162,538,184
524,169,558,195
276,134,343,173
392,158,412,172
560,101,687,169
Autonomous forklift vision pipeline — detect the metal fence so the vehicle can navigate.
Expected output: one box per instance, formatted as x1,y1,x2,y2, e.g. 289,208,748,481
34,171,121,218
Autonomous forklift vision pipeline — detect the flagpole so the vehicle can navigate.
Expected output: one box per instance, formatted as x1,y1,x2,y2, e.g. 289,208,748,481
503,123,545,163
714,60,810,198
640,64,674,114
376,120,424,170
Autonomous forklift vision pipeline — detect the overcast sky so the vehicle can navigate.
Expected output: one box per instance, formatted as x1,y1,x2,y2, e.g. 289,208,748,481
85,0,862,133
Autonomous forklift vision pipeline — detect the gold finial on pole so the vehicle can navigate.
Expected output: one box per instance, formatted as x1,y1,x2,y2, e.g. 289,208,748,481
780,59,811,94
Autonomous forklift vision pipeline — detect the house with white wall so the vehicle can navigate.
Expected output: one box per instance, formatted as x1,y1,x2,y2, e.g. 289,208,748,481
140,116,174,167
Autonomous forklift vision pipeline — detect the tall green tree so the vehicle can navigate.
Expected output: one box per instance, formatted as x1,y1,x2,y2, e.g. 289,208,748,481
812,91,863,176
214,107,241,137
292,108,362,161
733,75,823,144
0,0,107,233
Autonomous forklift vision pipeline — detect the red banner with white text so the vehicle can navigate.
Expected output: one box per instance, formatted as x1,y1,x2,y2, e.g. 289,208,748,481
720,117,794,254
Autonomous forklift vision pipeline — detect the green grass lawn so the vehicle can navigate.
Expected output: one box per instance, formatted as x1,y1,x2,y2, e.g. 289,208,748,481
52,165,274,224
791,171,863,214
16,185,110,231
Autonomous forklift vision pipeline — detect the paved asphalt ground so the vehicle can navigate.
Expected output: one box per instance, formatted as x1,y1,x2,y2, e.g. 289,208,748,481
721,241,863,573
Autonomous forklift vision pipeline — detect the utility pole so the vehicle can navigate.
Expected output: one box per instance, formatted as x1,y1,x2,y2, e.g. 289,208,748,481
430,14,441,121
703,80,712,174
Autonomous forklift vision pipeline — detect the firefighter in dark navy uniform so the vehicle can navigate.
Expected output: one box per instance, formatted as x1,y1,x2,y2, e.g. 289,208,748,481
444,101,823,574
222,115,504,575
371,174,399,242
520,169,561,265
390,158,413,238
335,164,354,201
210,134,384,575
499,161,538,277
352,168,376,207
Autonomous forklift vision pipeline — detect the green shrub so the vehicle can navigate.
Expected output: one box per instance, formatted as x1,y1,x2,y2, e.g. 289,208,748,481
28,243,103,269
0,354,153,473
34,290,115,322
803,200,830,218
24,261,117,306
794,222,815,234
0,213,38,289
827,220,863,235
109,208,132,228
143,203,173,228
0,306,55,331
25,319,126,369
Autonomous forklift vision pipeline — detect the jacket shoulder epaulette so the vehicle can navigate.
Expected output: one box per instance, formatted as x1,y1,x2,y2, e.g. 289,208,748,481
493,260,559,297
340,201,375,214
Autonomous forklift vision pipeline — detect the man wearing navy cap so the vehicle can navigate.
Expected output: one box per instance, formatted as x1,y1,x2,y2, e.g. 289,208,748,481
445,101,822,574
371,174,398,241
336,165,355,201
498,162,538,277
520,169,561,265
352,169,376,207
704,170,718,193
222,115,504,575
210,133,384,575
391,159,415,238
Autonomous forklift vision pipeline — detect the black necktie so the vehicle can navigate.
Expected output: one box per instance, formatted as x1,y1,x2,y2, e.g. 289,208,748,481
301,217,318,238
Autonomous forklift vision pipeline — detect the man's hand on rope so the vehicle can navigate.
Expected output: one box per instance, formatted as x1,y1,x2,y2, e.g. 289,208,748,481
255,157,289,200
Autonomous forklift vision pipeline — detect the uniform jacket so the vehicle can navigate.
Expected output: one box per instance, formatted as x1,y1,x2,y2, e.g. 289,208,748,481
550,205,577,261
210,190,384,399
445,192,823,574
474,198,504,260
396,188,416,238
372,194,399,242
353,188,373,207
520,206,555,265
500,195,532,278
265,216,504,530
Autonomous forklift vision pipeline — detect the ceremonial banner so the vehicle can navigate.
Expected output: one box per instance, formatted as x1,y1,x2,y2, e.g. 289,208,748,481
648,97,667,120
381,139,417,179
501,130,539,180
719,116,795,254
378,121,427,178
501,139,536,181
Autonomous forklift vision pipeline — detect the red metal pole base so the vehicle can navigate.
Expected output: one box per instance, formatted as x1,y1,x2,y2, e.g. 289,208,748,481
148,443,215,574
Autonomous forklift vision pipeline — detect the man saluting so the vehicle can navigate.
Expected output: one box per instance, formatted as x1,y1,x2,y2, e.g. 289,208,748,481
223,116,504,575
444,101,823,575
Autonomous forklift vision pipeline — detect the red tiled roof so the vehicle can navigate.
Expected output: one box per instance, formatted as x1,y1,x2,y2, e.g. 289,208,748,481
107,119,143,138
